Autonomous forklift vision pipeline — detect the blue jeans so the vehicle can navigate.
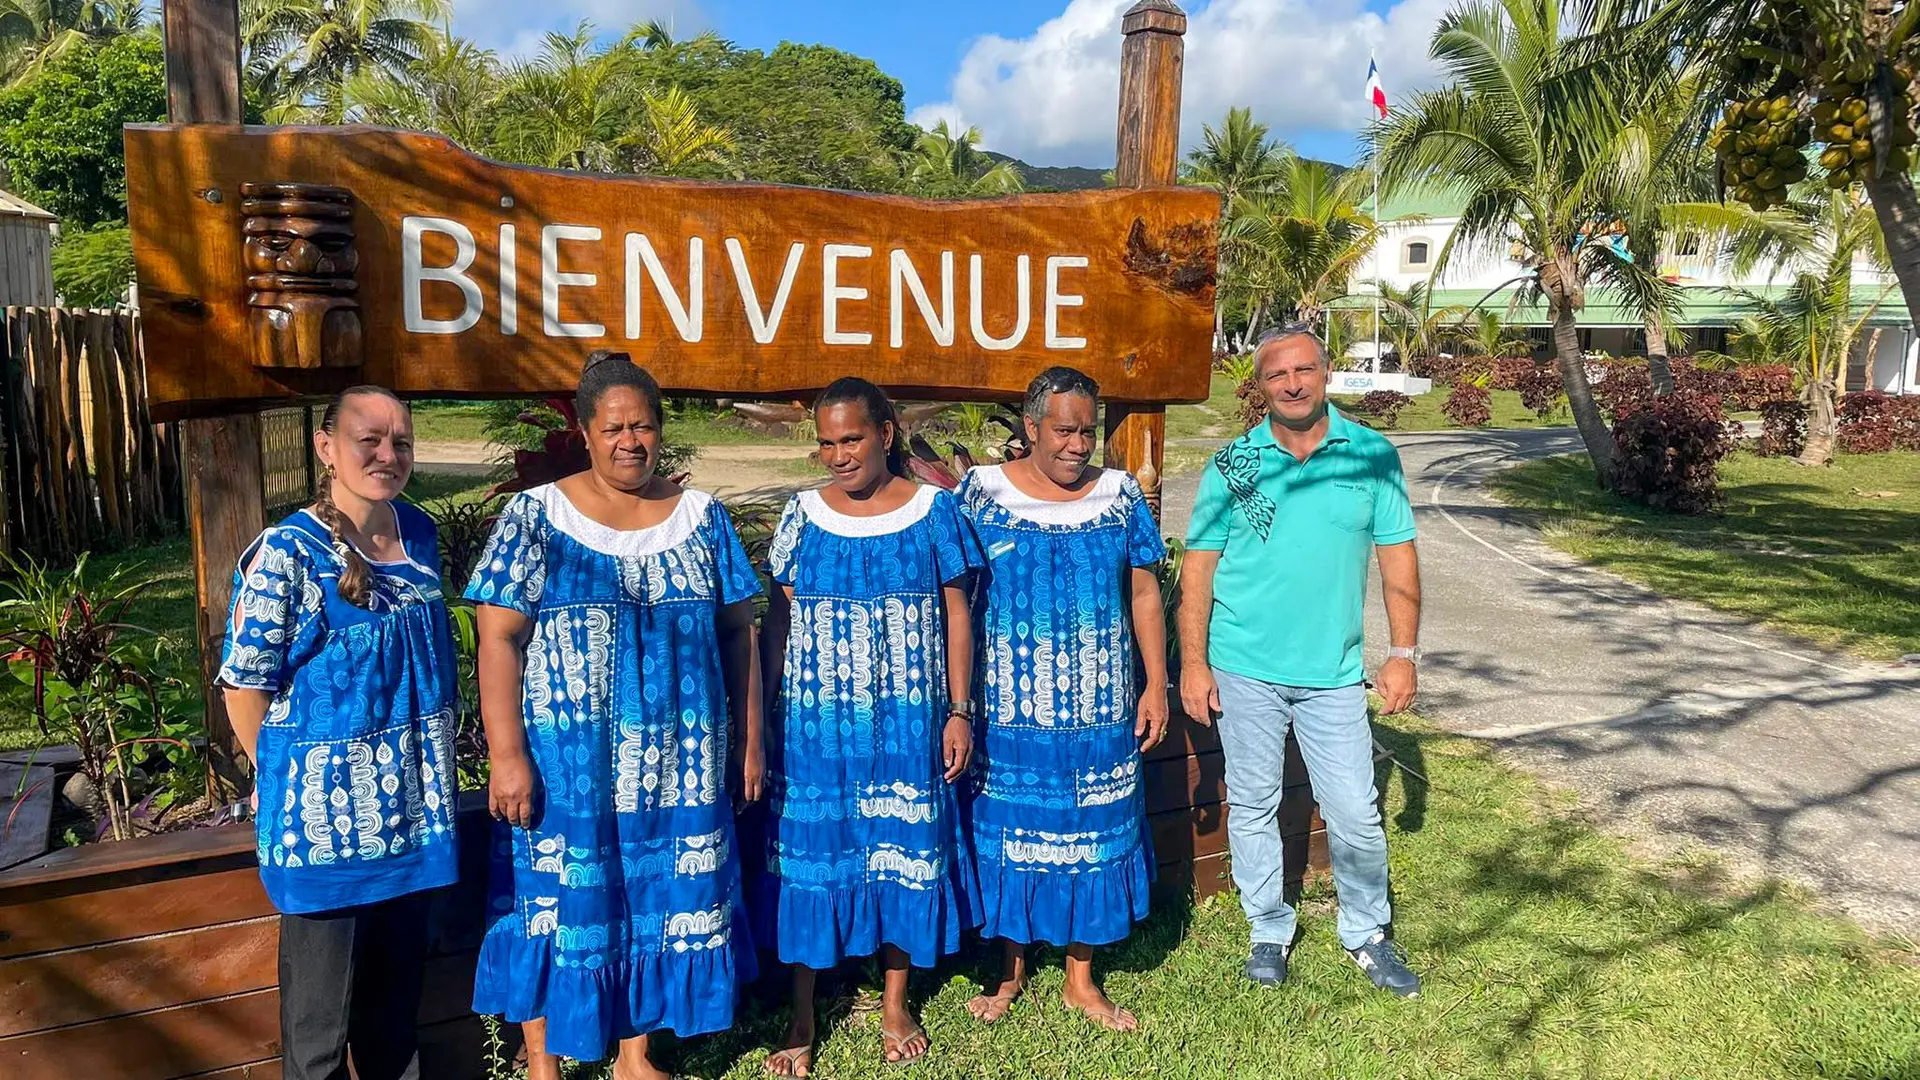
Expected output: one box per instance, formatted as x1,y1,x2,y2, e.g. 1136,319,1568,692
1213,670,1390,951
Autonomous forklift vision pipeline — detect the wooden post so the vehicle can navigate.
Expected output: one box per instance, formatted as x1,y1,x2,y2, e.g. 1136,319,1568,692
1106,0,1187,519
164,0,262,795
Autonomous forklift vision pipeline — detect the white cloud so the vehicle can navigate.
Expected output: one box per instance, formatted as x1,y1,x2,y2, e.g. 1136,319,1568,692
913,0,1454,166
453,0,707,58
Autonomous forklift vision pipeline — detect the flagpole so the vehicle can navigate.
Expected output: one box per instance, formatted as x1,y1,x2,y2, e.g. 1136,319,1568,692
1370,52,1383,377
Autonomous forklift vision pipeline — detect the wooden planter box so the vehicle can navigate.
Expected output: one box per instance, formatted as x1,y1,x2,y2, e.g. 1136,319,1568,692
0,703,1329,1080
0,794,494,1080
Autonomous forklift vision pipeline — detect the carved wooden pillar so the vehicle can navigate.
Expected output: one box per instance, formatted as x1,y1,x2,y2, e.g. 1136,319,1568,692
1105,0,1186,520
165,0,261,795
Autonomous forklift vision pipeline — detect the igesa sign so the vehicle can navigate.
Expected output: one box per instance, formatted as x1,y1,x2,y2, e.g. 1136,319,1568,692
125,125,1219,420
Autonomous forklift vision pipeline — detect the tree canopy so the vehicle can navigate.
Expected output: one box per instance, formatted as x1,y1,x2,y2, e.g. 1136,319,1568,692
0,31,163,223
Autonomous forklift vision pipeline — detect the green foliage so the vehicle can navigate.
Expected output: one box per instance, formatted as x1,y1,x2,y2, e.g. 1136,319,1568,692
0,32,163,224
49,221,129,305
0,0,145,88
908,120,1022,197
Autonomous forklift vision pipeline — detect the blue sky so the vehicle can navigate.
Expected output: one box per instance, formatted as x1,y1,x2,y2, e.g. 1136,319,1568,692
451,0,1452,167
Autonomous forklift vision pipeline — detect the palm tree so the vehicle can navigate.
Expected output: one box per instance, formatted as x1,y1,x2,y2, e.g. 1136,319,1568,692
623,84,734,175
1456,309,1531,358
1184,106,1289,350
491,24,635,172
1223,154,1380,339
339,27,497,149
1375,280,1466,364
0,0,140,86
909,120,1023,197
1729,187,1892,465
1379,0,1683,478
241,0,448,121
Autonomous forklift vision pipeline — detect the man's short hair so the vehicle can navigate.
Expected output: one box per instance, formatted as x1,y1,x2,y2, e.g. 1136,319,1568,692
1023,366,1101,423
1252,323,1330,376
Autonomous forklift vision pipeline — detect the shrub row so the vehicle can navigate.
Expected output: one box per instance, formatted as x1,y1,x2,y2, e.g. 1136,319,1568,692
1836,390,1920,453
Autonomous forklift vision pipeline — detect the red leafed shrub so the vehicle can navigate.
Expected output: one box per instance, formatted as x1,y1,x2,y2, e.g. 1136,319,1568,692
1734,364,1795,410
1235,377,1266,432
1410,355,1491,386
1608,392,1737,513
1836,390,1920,454
1756,401,1808,458
1350,390,1413,429
1514,364,1564,417
1594,362,1654,420
1490,357,1536,391
1442,382,1492,427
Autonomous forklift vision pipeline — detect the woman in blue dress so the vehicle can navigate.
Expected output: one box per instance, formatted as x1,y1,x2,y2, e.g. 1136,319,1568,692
956,367,1168,1032
466,351,764,1080
219,385,460,1080
758,377,982,1075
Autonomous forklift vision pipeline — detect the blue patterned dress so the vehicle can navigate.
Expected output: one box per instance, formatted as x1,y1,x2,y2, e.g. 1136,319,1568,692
464,484,762,1062
957,466,1166,947
756,485,984,969
217,502,461,916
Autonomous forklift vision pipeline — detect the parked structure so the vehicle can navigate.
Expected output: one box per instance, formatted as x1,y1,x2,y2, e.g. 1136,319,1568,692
0,191,55,307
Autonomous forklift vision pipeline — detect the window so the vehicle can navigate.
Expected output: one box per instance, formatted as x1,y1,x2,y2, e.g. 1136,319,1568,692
1405,241,1429,265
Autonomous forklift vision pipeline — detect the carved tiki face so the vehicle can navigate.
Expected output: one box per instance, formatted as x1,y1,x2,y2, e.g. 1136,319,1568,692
242,182,363,369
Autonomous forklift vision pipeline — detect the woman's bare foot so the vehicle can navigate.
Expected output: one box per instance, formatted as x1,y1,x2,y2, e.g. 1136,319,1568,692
966,974,1024,1023
765,1015,815,1077
880,1014,929,1064
612,1034,671,1080
1062,983,1139,1033
522,1019,564,1080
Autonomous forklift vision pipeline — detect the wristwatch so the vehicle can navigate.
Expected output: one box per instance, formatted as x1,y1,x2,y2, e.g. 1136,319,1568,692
1387,646,1422,665
948,699,977,720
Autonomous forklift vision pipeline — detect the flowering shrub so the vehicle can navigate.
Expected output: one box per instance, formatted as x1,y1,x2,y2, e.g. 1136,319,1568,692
1350,390,1413,429
1442,382,1492,427
1757,401,1809,458
1608,392,1737,513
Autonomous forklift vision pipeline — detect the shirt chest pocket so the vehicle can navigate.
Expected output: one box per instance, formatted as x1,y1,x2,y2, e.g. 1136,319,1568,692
1327,482,1374,533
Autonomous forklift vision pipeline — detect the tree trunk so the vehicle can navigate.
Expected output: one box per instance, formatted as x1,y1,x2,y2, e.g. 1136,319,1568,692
1864,170,1920,342
1551,304,1615,480
1645,313,1675,396
1798,376,1837,466
1214,302,1226,355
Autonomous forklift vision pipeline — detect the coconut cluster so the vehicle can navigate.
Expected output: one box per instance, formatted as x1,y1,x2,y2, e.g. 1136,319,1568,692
1811,59,1915,190
1710,95,1810,210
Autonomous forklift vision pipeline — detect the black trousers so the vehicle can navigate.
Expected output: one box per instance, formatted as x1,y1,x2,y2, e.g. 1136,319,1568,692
278,892,432,1080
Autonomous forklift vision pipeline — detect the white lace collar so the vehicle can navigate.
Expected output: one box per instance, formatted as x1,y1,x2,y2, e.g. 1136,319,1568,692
535,483,710,558
798,484,936,537
973,464,1125,526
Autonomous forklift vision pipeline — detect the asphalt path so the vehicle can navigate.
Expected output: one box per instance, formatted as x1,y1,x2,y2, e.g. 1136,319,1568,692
1162,427,1920,934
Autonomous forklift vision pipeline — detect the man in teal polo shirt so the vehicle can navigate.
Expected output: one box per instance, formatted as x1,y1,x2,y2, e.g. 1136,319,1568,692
1178,327,1423,996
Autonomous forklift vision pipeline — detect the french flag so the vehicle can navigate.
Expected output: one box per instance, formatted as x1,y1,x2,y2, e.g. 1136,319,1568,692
1366,56,1388,118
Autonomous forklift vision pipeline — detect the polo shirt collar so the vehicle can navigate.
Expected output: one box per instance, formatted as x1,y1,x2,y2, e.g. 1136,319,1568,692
1250,404,1355,453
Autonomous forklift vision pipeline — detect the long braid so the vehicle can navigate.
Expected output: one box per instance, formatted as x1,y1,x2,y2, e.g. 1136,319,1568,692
316,385,402,608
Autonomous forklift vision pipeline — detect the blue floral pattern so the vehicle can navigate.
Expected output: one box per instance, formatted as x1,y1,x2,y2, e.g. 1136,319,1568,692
217,502,460,916
958,466,1164,946
465,485,762,1062
755,485,984,968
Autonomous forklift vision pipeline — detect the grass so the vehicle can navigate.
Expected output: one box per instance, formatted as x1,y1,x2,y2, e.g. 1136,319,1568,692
1491,450,1920,660
558,713,1920,1079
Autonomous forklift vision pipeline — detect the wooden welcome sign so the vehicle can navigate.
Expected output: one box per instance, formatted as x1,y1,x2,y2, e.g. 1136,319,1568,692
124,124,1219,420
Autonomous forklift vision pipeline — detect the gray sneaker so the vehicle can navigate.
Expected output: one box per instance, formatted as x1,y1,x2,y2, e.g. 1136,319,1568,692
1347,932,1421,997
1244,942,1289,987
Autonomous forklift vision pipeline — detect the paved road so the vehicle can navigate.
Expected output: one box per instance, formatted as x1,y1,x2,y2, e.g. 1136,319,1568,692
1164,428,1920,934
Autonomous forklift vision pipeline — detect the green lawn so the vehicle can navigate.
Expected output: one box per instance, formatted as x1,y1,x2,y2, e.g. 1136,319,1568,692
1492,451,1920,659
570,714,1920,1080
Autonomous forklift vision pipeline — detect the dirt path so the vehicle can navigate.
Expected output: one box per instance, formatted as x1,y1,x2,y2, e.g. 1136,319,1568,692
414,439,818,501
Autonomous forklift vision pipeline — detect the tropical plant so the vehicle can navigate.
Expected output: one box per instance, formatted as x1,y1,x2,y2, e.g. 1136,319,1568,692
240,0,448,121
1221,154,1380,337
1727,186,1892,465
0,554,205,842
1379,0,1689,478
625,83,734,175
0,0,141,87
50,222,132,305
908,119,1022,197
0,32,163,224
1374,281,1466,365
338,26,496,148
1456,310,1530,357
1183,107,1290,352
489,23,635,171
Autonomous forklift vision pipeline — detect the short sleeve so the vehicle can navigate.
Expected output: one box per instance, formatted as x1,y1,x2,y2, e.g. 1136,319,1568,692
1185,457,1232,552
928,488,985,585
218,528,325,692
954,468,988,524
1119,476,1168,567
765,495,806,586
705,498,766,606
1371,445,1418,546
464,492,547,613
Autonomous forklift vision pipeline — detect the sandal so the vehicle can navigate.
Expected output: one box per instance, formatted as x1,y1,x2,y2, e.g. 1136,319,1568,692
1066,998,1139,1033
965,983,1024,1024
881,1021,930,1066
764,1044,813,1077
